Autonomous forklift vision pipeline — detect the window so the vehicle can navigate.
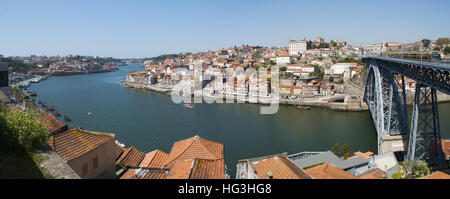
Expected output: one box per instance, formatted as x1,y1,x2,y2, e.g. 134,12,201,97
82,163,88,176
93,157,98,170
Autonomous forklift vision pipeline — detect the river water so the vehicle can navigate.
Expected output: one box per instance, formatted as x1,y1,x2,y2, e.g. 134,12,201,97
29,65,450,177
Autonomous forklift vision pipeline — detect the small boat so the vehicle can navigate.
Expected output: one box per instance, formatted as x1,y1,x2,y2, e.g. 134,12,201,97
30,92,37,97
64,115,71,122
296,105,311,110
185,103,194,109
53,110,61,117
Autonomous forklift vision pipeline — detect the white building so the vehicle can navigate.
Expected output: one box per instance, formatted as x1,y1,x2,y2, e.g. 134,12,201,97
288,40,307,56
330,63,358,76
286,65,315,76
276,55,292,65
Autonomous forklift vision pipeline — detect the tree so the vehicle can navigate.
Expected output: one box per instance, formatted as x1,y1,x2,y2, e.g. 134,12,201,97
397,160,431,179
391,171,404,179
1,109,48,152
331,143,341,156
331,40,337,48
421,39,431,48
279,66,287,72
444,47,450,55
307,40,313,49
341,143,351,159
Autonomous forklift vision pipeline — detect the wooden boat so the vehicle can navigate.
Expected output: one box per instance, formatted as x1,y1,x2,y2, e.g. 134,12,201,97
296,105,311,110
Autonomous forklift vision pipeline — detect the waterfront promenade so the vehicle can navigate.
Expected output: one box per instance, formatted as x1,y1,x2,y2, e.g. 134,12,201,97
124,82,369,111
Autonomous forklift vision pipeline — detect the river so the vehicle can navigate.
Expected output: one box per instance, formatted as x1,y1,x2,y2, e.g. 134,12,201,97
28,65,450,177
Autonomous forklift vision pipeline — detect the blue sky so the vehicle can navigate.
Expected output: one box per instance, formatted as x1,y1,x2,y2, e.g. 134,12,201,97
0,0,449,58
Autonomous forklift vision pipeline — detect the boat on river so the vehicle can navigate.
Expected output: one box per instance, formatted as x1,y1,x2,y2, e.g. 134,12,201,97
185,103,194,109
296,105,311,110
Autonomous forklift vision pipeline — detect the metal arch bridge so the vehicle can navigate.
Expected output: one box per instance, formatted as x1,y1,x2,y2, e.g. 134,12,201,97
362,56,450,165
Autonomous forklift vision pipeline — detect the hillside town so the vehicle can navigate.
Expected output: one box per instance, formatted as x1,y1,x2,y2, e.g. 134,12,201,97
1,55,122,88
125,37,450,111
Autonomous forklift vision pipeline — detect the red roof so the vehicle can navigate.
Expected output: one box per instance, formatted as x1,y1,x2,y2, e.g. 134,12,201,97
120,169,168,179
163,136,223,168
139,150,169,169
419,171,450,179
116,146,145,168
38,114,67,134
251,155,312,179
47,129,114,161
305,163,358,179
190,159,225,179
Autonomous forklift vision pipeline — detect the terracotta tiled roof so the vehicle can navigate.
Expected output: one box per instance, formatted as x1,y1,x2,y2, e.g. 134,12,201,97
38,114,67,134
418,171,450,179
251,155,312,179
165,158,225,179
166,159,194,179
114,143,124,161
305,162,358,179
190,159,225,179
116,146,145,168
47,129,114,161
163,136,223,168
120,169,168,179
139,150,169,169
349,151,374,160
359,169,387,179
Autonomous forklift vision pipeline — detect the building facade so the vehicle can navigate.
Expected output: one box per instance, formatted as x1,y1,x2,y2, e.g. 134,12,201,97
288,40,307,56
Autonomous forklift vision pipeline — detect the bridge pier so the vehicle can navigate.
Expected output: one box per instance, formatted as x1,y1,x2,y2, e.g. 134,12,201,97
407,84,445,165
380,133,408,154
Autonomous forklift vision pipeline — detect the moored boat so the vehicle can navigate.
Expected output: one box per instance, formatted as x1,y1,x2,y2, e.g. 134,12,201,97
296,105,311,110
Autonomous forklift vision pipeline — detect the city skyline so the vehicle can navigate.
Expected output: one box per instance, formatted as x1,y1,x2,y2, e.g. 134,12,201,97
1,0,449,58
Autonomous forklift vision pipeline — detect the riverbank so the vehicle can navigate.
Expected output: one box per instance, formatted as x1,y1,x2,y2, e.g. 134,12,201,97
124,82,369,111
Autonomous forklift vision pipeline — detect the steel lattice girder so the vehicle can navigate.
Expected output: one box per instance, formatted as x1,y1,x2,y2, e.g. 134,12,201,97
407,85,444,163
362,57,450,95
364,63,409,154
364,62,408,135
364,65,382,153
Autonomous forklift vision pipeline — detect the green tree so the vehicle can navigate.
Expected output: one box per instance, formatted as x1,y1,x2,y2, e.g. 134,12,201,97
331,143,341,156
341,143,351,159
444,47,450,55
279,66,287,72
331,40,337,48
307,40,313,49
402,160,430,179
1,109,48,152
391,171,404,179
421,39,431,48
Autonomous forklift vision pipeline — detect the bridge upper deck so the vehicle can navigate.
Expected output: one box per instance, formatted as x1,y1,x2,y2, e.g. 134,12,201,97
362,56,450,71
362,56,450,95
